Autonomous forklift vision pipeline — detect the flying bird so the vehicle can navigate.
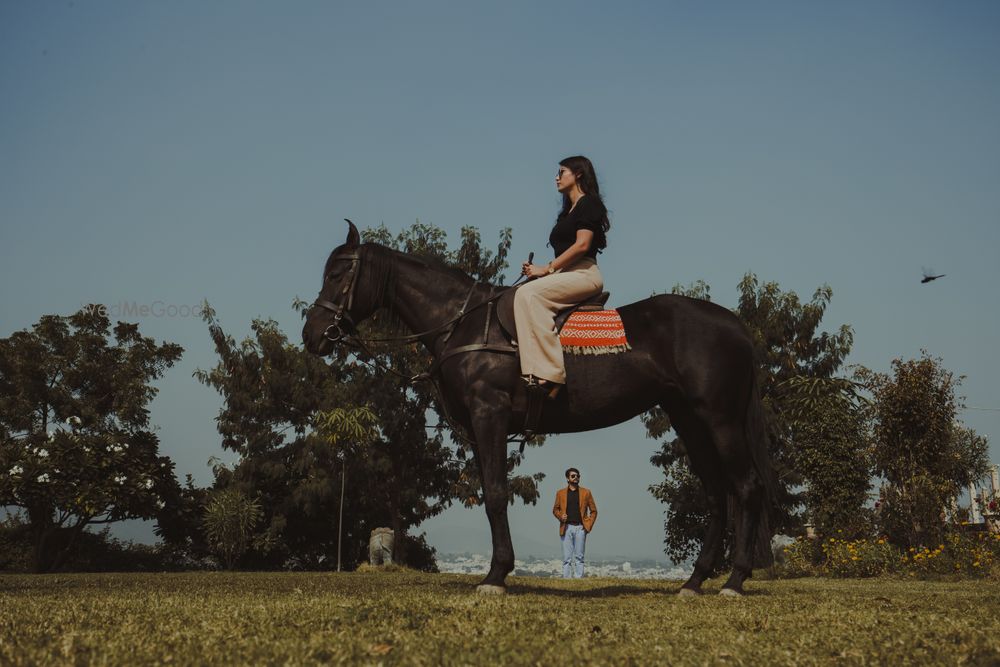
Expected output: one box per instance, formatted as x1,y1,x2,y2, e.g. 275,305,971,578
921,267,946,284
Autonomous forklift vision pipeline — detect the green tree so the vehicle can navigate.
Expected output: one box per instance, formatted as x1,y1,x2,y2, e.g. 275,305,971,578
779,375,872,537
194,307,361,568
646,275,858,563
153,473,211,562
0,308,184,571
859,353,990,547
733,273,857,527
647,440,712,564
314,406,378,571
203,487,263,569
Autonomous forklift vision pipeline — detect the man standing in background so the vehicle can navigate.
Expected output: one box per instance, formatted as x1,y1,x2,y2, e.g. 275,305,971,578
552,467,598,578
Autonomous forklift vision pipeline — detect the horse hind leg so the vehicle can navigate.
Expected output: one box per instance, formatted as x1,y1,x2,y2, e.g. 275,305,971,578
668,415,728,596
720,478,765,596
711,423,768,596
679,483,727,596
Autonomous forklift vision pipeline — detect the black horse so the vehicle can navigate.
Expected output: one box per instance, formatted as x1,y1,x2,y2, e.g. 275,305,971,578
303,222,776,596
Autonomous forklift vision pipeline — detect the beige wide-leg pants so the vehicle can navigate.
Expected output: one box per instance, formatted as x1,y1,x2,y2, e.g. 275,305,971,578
513,257,603,384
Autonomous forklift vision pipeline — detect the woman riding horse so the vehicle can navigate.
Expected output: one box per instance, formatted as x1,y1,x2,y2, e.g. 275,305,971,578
516,156,610,396
303,219,776,597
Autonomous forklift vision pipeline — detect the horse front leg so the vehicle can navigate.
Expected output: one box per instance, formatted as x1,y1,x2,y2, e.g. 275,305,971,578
469,398,515,594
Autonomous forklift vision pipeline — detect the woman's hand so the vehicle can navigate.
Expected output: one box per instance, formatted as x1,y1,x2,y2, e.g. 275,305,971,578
523,230,593,280
521,262,550,279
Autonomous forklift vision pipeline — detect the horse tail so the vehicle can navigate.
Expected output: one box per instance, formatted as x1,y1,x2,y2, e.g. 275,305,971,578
744,373,778,567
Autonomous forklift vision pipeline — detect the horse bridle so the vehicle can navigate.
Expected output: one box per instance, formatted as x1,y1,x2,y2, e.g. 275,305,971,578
311,245,529,350
310,249,487,348
310,251,361,344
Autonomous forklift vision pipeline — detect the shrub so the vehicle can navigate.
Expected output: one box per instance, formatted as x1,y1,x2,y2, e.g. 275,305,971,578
398,532,439,573
0,512,33,572
0,511,210,573
777,537,822,577
822,537,901,577
779,531,1000,580
905,531,1000,578
203,488,263,569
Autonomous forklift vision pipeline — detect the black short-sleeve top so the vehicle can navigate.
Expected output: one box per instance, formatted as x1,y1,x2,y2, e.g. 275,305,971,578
548,194,607,260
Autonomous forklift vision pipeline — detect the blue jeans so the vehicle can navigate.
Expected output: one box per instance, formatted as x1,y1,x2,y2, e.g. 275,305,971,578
561,524,587,578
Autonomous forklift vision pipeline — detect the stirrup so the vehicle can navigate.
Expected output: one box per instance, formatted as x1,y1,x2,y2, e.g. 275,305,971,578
523,379,546,436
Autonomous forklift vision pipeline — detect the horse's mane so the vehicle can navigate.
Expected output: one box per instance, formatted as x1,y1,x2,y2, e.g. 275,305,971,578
394,246,480,284
362,243,482,287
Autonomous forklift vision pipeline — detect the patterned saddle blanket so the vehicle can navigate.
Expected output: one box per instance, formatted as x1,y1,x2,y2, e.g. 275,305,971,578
559,309,631,355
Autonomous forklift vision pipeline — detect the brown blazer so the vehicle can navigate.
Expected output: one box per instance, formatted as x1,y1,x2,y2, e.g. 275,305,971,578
553,486,597,536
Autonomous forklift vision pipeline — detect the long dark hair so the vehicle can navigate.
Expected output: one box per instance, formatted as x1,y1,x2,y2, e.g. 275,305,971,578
558,155,610,252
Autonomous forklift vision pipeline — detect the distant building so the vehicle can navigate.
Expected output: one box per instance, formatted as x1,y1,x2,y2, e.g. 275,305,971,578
967,463,999,531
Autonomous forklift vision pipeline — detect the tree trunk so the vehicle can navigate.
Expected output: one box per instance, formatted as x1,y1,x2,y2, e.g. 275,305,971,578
48,520,89,573
27,504,56,573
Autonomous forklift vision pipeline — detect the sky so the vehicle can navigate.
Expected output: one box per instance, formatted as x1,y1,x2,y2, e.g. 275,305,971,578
2,1,999,561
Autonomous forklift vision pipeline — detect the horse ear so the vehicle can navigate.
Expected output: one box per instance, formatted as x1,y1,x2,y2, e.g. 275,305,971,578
344,219,360,248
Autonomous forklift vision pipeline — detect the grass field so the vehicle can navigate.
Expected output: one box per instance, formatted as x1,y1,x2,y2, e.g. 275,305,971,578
2,570,999,665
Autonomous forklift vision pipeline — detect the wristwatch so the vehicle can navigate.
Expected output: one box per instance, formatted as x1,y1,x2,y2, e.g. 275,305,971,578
546,265,555,275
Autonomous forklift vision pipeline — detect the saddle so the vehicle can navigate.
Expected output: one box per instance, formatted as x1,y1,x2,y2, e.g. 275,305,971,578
496,286,610,343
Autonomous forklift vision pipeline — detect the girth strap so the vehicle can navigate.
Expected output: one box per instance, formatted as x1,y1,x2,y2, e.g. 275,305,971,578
440,282,479,348
419,342,517,380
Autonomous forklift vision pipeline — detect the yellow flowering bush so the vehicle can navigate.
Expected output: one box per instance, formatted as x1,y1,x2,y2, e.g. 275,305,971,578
776,531,1000,579
778,537,821,577
904,531,999,578
905,543,951,576
822,537,901,577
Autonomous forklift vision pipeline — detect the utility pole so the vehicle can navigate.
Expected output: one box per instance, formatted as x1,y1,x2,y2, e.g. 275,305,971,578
337,455,346,572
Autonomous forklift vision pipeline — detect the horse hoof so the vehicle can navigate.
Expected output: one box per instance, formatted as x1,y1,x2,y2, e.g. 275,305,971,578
677,587,702,597
719,588,743,597
476,584,507,596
